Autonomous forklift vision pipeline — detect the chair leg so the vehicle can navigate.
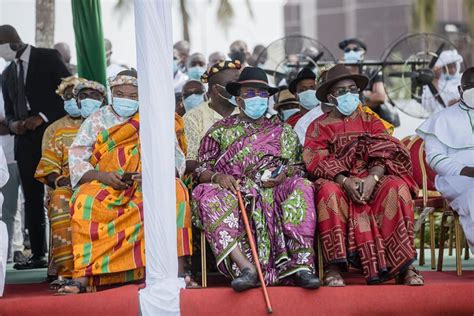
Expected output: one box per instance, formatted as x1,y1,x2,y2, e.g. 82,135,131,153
200,231,207,287
419,222,426,266
454,215,463,276
465,234,470,261
429,213,436,270
448,221,454,256
317,237,324,282
437,213,447,272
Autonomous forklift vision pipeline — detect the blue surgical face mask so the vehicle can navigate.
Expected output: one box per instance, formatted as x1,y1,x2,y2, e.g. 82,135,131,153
79,98,102,118
281,108,300,121
187,66,206,80
442,72,460,81
173,60,179,74
298,89,320,110
344,50,363,63
242,96,268,119
228,96,238,106
64,99,81,117
112,97,139,118
333,92,360,116
183,93,204,112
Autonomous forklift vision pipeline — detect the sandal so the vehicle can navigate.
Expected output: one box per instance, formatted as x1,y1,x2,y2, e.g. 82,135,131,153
56,279,88,295
397,266,424,286
49,277,69,291
323,269,346,287
179,271,201,289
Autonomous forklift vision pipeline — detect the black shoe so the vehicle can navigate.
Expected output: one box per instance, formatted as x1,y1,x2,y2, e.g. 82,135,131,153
294,270,320,289
231,268,259,292
13,256,47,270
13,251,28,264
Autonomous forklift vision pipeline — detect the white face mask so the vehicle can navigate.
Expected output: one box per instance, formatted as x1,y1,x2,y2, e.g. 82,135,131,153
0,43,16,62
462,88,474,109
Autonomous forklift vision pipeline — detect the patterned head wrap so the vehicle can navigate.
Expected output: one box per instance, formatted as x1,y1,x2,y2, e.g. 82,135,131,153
109,75,138,88
200,60,241,83
55,76,86,96
73,80,107,97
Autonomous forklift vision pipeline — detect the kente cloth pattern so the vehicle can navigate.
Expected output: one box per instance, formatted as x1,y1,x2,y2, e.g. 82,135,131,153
70,113,192,286
35,116,82,278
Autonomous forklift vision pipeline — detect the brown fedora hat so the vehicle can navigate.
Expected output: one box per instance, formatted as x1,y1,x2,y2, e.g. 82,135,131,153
316,64,368,102
273,89,299,110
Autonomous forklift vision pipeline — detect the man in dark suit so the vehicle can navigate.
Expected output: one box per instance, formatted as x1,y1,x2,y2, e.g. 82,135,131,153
0,24,70,269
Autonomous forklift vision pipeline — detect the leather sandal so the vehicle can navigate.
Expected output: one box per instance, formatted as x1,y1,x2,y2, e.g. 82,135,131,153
397,266,424,286
323,269,346,287
56,279,88,295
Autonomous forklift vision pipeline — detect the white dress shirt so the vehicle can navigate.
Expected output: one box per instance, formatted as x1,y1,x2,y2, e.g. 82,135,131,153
16,45,48,122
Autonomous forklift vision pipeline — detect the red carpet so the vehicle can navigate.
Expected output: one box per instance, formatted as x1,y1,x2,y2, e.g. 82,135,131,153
181,271,474,316
1,272,473,316
0,283,140,316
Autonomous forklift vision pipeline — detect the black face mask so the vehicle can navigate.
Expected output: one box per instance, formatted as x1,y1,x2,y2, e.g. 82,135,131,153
229,51,247,64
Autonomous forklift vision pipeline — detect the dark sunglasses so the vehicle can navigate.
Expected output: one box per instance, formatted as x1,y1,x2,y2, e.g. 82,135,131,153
330,85,360,97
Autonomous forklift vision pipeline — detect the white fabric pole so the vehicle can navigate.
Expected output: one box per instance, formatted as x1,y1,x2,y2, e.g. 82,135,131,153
135,1,184,315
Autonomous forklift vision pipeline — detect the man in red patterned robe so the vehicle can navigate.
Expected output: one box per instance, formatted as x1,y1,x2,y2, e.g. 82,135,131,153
303,64,423,286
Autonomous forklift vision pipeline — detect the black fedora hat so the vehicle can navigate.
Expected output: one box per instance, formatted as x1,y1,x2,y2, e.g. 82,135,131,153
226,67,279,96
338,38,367,51
316,64,369,102
288,68,316,94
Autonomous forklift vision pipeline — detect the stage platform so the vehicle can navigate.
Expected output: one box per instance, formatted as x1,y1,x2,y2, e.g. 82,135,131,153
1,251,473,316
1,271,473,315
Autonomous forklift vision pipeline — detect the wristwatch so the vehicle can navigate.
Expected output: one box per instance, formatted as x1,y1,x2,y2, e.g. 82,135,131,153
372,174,380,182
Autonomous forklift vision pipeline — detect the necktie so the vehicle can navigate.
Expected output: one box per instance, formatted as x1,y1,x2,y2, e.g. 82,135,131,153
16,60,29,120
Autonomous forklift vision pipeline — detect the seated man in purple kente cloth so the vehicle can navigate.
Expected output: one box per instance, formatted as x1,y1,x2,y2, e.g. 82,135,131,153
193,67,320,292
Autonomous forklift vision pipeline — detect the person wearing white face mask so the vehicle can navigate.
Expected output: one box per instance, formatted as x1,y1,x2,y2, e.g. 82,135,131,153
303,64,423,287
0,24,71,270
34,79,106,287
417,67,474,254
421,49,464,113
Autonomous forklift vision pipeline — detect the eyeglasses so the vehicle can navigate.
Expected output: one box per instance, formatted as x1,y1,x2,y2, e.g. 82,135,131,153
241,90,270,99
344,47,361,53
461,84,474,91
330,85,360,97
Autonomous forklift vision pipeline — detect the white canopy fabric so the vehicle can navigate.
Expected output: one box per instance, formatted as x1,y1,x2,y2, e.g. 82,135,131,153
135,1,184,314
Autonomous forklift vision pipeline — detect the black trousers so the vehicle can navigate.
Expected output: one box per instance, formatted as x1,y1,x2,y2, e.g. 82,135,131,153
15,131,46,258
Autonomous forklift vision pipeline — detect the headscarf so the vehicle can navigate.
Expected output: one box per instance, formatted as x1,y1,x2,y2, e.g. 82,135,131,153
55,76,86,96
435,50,463,68
73,80,107,97
109,75,138,88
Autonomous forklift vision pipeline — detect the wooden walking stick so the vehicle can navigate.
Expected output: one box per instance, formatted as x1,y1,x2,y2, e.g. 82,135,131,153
236,190,273,314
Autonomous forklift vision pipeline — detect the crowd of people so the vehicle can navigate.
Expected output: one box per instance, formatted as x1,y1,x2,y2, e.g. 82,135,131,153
0,22,473,297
